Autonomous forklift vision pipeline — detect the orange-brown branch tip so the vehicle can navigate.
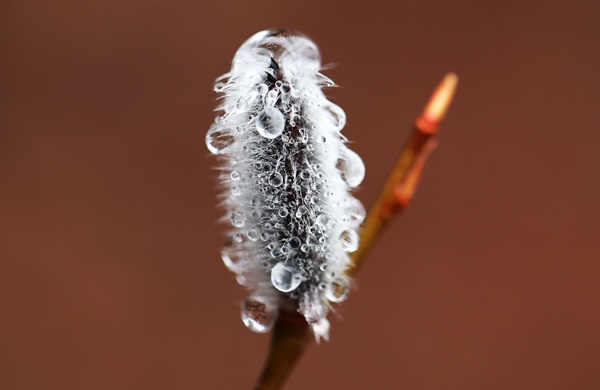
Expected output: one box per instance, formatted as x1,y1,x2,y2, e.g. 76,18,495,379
417,73,458,134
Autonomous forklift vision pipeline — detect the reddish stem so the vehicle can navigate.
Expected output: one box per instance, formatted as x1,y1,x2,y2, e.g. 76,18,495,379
253,310,311,390
348,73,458,274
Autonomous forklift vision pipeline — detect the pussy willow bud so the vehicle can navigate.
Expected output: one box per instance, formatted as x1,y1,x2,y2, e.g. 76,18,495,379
206,29,365,340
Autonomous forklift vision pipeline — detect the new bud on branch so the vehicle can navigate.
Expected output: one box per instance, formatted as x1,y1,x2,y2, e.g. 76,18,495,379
206,30,365,340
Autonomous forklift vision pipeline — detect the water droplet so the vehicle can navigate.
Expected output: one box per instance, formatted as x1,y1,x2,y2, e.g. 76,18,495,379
336,148,365,187
291,104,300,113
247,228,260,241
213,81,226,92
326,277,350,303
288,236,301,249
346,197,366,227
250,197,261,207
316,135,326,143
250,209,262,219
325,104,346,131
269,172,284,187
221,244,243,271
316,214,329,226
300,244,309,252
257,84,268,96
319,264,328,272
241,295,278,333
300,170,310,180
236,274,248,285
280,244,290,255
256,107,285,139
281,83,291,93
270,262,303,292
278,208,289,218
206,126,235,155
340,229,359,252
230,211,246,228
295,205,308,218
231,185,242,196
266,90,278,105
231,171,241,181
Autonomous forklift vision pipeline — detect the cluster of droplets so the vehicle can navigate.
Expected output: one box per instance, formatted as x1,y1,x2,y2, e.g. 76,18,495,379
206,30,365,340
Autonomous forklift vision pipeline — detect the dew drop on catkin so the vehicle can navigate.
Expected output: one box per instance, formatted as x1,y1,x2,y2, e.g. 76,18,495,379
206,29,365,340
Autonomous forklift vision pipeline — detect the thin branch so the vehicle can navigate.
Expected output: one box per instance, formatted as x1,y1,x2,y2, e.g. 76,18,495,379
252,73,459,390
347,73,458,274
253,310,311,390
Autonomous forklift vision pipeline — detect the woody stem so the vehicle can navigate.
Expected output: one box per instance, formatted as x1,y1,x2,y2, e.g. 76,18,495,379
347,73,458,274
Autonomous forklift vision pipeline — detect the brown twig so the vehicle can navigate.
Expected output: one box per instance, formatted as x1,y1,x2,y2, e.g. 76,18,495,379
253,73,458,390
347,73,458,274
253,309,311,390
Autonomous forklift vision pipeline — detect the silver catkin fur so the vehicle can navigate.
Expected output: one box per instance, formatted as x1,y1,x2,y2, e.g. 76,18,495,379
206,30,365,340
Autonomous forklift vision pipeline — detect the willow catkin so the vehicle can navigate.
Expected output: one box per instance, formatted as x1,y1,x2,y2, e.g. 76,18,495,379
206,30,365,340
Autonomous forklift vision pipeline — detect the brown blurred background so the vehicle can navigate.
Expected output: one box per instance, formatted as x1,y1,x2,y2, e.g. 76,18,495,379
1,1,598,389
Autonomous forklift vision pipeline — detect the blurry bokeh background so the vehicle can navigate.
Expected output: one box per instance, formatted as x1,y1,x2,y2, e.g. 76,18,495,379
1,1,598,389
